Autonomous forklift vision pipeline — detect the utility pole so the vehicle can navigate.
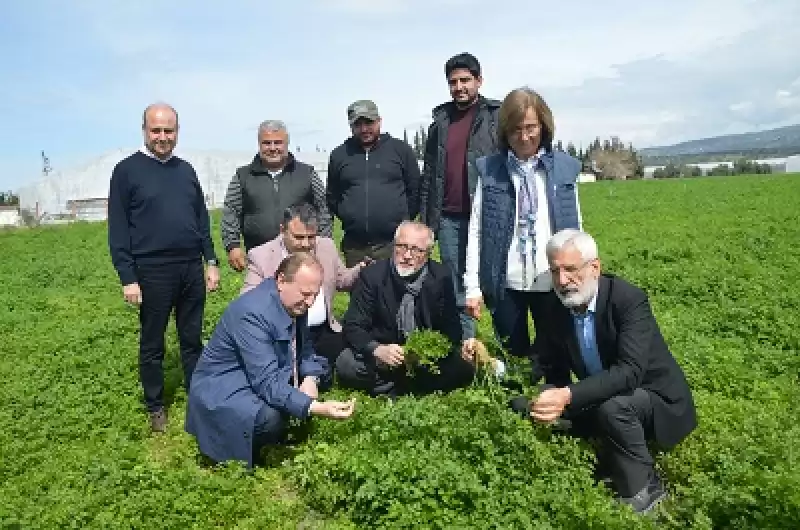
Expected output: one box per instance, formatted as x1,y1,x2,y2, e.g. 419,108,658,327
41,151,52,177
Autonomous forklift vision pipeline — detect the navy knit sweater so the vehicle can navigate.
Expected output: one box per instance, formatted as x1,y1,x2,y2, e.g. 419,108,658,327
108,151,217,285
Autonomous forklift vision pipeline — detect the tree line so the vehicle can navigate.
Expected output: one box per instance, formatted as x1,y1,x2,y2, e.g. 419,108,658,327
0,191,19,206
653,159,773,178
403,128,645,181
401,126,782,180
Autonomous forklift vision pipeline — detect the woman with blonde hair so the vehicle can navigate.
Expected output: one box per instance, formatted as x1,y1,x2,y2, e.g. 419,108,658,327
463,87,583,371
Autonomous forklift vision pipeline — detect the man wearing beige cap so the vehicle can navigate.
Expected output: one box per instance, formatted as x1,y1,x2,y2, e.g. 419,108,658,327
326,99,421,266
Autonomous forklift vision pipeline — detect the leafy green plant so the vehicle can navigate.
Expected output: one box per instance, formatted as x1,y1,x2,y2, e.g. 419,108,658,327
402,328,452,375
3,175,800,528
291,387,644,529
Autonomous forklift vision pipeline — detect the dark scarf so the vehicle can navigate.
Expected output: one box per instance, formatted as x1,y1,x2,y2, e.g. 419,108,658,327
395,262,429,340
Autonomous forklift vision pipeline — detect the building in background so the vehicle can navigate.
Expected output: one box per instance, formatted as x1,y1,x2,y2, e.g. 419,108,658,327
66,198,108,221
16,148,332,222
644,156,790,178
786,155,800,173
0,205,21,227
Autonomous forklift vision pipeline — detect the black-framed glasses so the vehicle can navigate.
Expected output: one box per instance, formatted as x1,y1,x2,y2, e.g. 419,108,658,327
394,243,429,257
549,260,592,277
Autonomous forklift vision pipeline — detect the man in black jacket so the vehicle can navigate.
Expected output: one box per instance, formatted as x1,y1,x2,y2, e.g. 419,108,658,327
108,102,220,433
336,221,474,397
419,53,501,339
326,100,421,267
221,119,332,271
467,229,697,514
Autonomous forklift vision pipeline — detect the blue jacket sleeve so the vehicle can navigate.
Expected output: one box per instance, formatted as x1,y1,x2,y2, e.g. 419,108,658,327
298,321,326,379
233,311,313,418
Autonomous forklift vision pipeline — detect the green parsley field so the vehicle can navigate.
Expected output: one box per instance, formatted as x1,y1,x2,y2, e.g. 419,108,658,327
1,174,798,529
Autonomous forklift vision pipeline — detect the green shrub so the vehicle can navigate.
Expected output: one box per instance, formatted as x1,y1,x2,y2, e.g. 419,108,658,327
403,328,452,375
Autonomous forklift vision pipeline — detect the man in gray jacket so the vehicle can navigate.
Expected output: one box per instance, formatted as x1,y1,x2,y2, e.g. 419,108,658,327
221,120,332,271
419,53,501,339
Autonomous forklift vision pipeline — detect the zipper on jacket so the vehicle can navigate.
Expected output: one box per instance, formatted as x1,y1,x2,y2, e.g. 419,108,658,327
364,148,370,237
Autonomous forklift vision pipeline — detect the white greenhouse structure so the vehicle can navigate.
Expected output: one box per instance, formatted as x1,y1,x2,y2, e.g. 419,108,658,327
786,155,800,174
17,148,333,221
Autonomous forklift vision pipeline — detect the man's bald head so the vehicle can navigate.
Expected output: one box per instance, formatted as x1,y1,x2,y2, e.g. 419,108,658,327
141,103,179,160
142,103,179,129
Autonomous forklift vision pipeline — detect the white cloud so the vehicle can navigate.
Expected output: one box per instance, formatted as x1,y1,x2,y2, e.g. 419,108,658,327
730,101,753,112
2,0,800,189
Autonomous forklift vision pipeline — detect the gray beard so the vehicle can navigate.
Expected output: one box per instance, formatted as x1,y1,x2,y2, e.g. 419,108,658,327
393,258,422,278
555,280,598,310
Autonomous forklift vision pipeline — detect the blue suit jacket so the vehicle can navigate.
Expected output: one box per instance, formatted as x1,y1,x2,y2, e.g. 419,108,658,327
185,279,325,465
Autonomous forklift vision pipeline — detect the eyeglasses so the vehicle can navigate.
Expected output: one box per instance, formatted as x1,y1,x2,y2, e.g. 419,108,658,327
512,123,541,138
549,260,592,277
394,243,429,257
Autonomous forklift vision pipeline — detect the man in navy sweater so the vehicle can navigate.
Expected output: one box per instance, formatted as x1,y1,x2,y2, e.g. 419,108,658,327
108,102,220,433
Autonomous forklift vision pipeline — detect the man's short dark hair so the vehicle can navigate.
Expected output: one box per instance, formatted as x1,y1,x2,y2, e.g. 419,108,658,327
275,251,322,282
445,53,481,79
283,203,318,228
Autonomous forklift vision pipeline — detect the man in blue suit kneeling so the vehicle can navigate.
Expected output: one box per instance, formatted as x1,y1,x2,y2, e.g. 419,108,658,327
186,252,356,467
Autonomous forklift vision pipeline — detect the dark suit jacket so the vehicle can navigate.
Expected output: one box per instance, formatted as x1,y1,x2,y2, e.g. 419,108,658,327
534,273,697,448
343,259,463,356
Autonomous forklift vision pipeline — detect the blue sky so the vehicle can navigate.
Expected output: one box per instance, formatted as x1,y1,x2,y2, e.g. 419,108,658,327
1,0,798,191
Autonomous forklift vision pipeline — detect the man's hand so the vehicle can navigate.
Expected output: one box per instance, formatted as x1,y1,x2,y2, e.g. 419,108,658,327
206,265,220,291
123,283,142,305
465,295,482,319
531,387,571,423
299,376,319,400
374,344,405,367
227,247,246,271
310,398,356,419
461,338,479,363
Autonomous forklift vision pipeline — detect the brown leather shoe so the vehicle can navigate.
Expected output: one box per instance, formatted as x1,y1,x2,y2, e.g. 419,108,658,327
149,409,168,433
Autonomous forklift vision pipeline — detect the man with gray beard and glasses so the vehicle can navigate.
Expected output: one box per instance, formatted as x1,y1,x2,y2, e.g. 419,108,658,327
463,229,697,514
336,221,475,398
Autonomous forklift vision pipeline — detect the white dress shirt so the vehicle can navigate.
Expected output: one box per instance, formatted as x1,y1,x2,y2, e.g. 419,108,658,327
279,240,327,327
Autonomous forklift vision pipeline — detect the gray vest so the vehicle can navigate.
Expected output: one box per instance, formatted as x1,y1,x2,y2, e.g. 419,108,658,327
239,156,315,251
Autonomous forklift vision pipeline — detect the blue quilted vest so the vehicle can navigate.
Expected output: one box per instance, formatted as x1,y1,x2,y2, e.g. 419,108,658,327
475,150,581,308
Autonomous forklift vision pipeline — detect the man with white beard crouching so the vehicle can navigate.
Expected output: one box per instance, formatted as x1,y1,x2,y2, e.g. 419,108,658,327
467,229,697,514
336,221,476,398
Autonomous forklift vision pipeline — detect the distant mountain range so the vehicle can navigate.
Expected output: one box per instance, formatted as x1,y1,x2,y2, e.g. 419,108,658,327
640,124,800,164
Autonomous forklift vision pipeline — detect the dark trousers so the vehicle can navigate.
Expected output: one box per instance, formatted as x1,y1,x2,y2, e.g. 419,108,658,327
566,388,656,497
341,235,393,268
491,288,551,357
137,259,205,412
252,404,289,465
437,213,475,339
335,348,474,397
309,321,348,364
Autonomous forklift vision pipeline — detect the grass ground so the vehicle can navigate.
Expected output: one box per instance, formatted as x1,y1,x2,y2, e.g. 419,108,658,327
1,174,798,529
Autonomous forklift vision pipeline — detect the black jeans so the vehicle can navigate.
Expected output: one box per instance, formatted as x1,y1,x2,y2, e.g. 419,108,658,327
136,259,206,412
335,348,474,397
309,321,348,365
491,289,551,359
566,388,656,497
